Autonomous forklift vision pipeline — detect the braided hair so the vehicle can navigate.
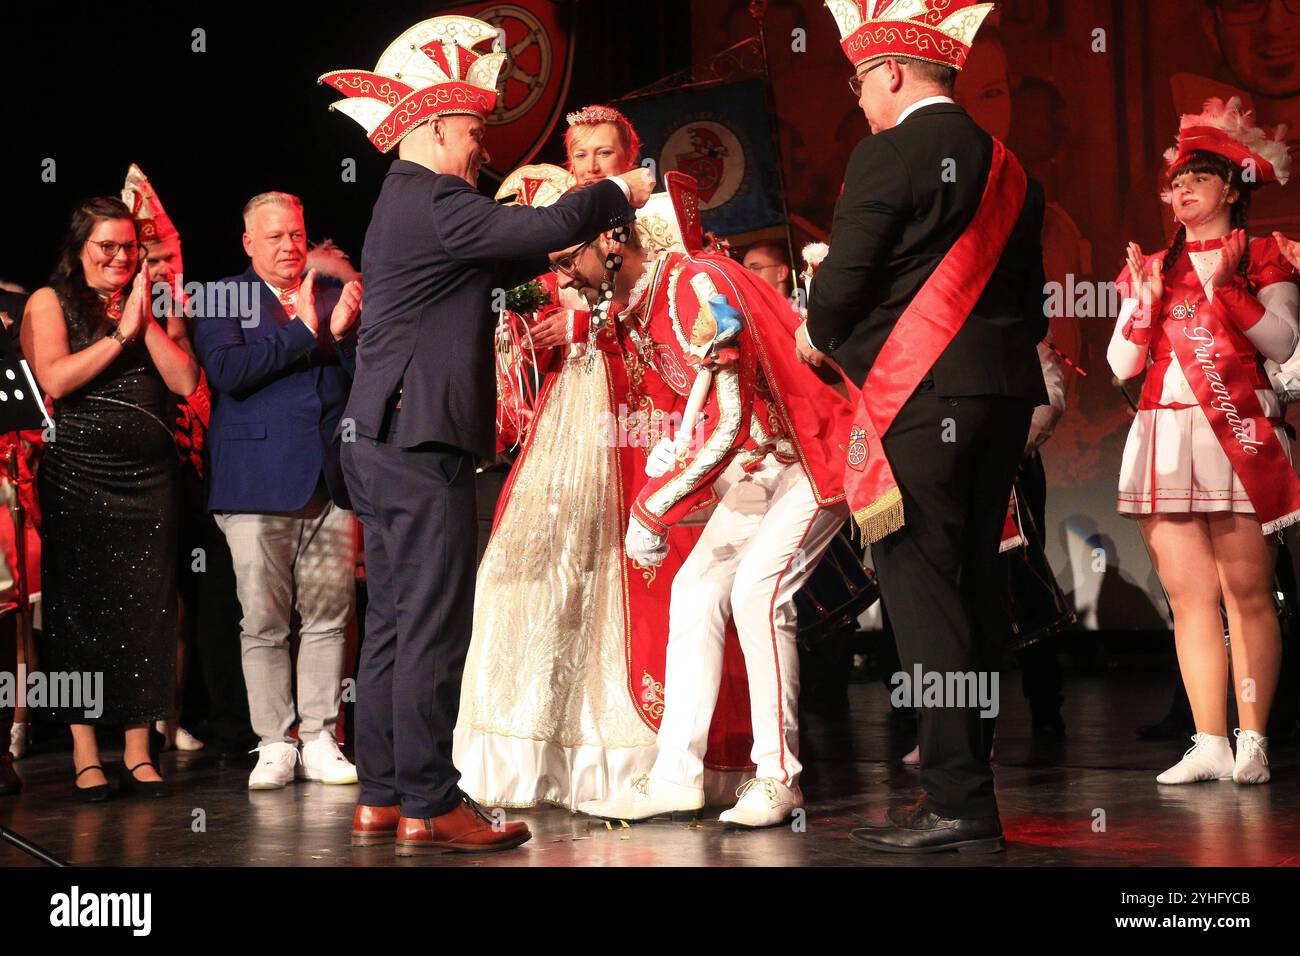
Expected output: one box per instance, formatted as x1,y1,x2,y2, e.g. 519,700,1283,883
1162,150,1255,292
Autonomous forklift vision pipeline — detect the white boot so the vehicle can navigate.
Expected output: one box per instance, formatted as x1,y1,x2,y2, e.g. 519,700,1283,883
1232,729,1270,785
248,741,300,790
719,777,803,829
577,774,704,822
1156,733,1234,784
298,733,358,785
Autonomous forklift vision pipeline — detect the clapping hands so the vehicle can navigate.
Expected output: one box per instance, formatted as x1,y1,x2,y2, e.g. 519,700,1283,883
116,260,150,341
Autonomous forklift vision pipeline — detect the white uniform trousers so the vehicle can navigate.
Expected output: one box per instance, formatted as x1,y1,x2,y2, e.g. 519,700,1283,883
650,454,848,791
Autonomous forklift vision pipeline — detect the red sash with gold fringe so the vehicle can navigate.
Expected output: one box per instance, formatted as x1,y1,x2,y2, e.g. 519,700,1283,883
845,138,1028,541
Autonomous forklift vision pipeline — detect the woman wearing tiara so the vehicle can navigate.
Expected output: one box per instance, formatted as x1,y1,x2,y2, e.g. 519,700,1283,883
1109,98,1300,786
454,106,752,810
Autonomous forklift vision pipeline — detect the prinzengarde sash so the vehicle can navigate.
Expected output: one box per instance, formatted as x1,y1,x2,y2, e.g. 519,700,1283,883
1167,278,1300,533
844,138,1028,542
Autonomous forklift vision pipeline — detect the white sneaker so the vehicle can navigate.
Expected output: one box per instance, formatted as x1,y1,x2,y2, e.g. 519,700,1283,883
1156,733,1234,784
719,777,803,829
248,741,300,790
298,734,358,785
1232,729,1270,785
902,745,920,766
577,774,704,822
174,727,205,752
155,720,206,752
9,722,30,760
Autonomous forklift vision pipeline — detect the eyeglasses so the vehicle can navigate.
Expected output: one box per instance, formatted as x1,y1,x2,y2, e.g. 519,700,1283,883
550,239,593,277
88,240,142,260
848,59,888,97
1216,0,1300,24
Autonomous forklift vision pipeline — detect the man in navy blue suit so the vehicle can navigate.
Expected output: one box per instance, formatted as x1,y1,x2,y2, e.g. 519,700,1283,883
194,191,364,792
320,13,654,853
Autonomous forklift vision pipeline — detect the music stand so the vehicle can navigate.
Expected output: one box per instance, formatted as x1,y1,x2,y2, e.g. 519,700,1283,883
0,345,66,867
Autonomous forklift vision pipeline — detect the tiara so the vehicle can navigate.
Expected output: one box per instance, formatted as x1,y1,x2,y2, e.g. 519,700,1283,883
566,105,628,128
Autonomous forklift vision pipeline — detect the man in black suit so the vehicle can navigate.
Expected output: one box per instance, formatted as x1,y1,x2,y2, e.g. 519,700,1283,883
805,3,1047,853
321,13,654,854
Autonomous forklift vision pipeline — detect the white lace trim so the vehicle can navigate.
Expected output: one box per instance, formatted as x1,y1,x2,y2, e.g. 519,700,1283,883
625,256,659,315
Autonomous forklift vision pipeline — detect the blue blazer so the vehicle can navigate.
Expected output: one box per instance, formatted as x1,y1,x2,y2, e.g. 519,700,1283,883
346,161,632,460
194,266,357,513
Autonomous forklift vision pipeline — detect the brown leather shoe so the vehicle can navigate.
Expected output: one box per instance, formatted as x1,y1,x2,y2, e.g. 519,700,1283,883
351,803,401,846
394,796,531,855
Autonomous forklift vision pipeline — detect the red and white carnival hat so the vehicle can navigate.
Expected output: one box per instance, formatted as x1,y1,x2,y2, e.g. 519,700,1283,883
1164,97,1291,188
319,14,506,154
636,171,706,257
121,163,178,243
494,164,575,208
824,0,995,70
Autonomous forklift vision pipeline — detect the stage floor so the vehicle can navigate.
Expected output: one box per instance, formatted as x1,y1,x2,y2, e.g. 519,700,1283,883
3,670,1297,867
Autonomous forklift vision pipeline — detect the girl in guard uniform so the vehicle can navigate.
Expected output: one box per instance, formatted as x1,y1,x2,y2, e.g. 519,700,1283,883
1109,98,1300,786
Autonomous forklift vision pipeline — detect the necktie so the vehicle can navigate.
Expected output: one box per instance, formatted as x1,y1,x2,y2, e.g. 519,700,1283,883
276,285,315,368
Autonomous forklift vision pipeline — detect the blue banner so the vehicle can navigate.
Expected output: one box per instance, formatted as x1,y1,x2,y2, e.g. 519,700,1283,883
619,78,784,237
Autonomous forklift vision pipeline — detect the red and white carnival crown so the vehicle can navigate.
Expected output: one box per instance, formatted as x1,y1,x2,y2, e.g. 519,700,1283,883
636,171,706,257
1163,97,1291,189
494,164,575,208
121,163,178,243
824,0,995,70
319,15,506,154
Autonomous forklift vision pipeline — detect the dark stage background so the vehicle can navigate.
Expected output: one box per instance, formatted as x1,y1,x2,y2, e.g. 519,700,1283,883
0,0,691,288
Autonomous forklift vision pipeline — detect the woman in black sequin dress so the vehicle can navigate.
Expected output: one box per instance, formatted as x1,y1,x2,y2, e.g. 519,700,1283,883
21,197,200,798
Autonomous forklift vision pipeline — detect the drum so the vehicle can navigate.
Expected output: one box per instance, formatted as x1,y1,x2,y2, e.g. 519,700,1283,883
794,524,879,651
1002,478,1075,652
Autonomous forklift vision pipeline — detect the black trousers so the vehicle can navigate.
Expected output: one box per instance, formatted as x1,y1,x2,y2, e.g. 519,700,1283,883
873,387,1033,819
342,419,478,819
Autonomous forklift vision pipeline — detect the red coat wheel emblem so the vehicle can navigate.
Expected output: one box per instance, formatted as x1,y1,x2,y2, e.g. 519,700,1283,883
847,425,869,471
654,345,692,394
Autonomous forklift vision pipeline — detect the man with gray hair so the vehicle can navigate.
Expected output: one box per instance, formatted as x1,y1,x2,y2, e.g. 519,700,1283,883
193,191,364,790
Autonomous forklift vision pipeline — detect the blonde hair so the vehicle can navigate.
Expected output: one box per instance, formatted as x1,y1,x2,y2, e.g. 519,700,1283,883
564,105,641,173
242,191,304,228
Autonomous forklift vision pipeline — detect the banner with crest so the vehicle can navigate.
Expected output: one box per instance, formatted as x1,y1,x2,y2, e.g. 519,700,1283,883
618,78,785,239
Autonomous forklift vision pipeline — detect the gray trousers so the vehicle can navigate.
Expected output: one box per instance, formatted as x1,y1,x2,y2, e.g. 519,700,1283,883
215,487,355,746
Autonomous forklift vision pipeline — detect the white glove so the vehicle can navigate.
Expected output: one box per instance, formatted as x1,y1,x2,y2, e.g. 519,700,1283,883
645,436,683,478
625,515,669,568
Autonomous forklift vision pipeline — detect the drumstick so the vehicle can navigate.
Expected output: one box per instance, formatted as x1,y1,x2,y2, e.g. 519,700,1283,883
678,367,712,447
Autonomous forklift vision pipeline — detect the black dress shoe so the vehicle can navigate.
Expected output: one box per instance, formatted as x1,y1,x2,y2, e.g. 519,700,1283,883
74,765,113,803
850,805,1004,854
119,760,168,798
0,751,20,796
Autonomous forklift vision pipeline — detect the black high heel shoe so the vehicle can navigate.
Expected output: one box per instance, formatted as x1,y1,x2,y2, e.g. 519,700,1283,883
119,760,168,798
74,765,112,803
